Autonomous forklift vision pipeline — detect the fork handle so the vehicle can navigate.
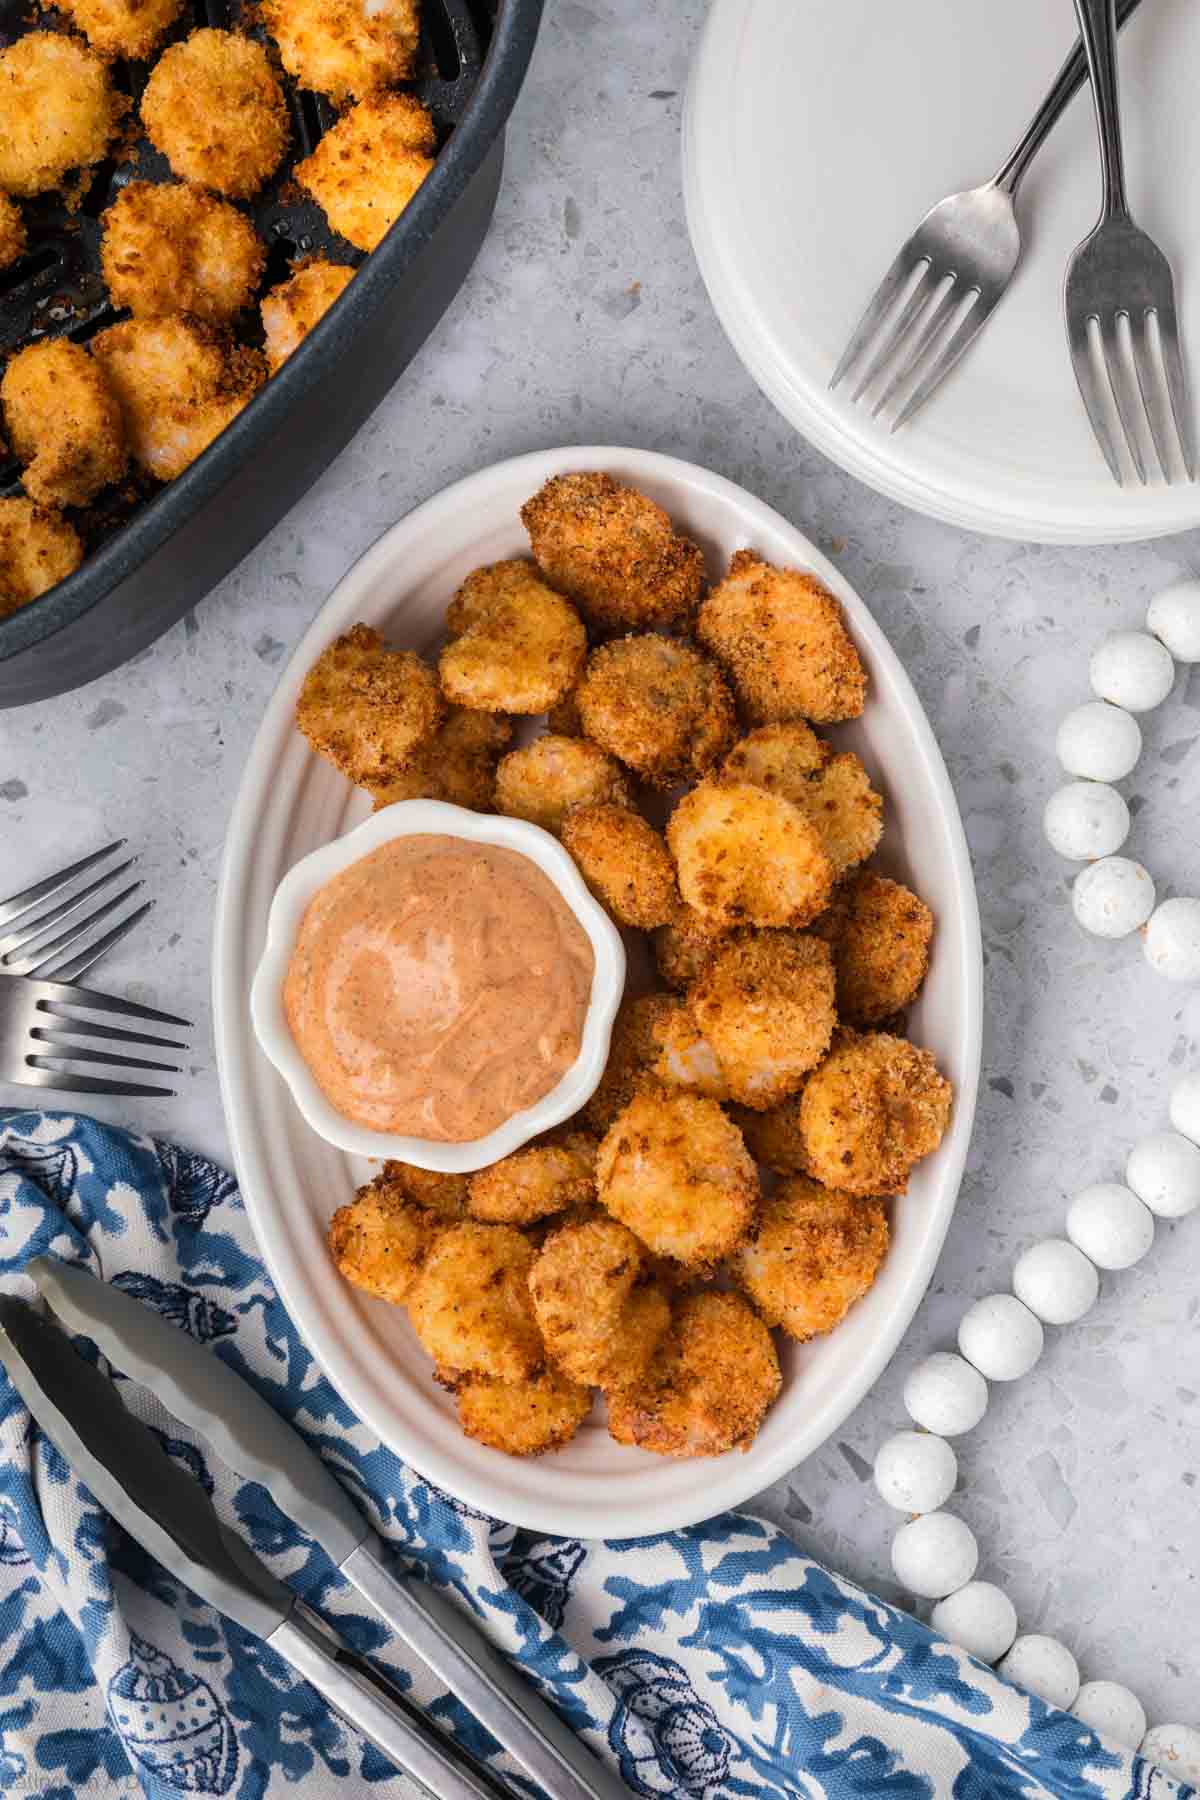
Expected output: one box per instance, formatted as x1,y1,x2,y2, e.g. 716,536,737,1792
992,0,1142,198
1071,0,1130,216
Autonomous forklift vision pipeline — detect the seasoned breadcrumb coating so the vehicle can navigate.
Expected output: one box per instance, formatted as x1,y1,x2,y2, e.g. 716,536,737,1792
263,0,419,101
530,1216,670,1390
521,471,705,633
369,706,511,811
90,315,264,481
607,1290,781,1458
375,1159,468,1219
141,30,288,198
576,634,736,787
261,258,355,372
821,871,933,1025
296,91,435,252
697,550,867,724
453,1365,591,1456
0,498,82,619
407,1223,544,1382
495,734,632,836
0,194,27,270
327,1168,445,1305
561,801,678,929
0,34,124,199
101,182,265,324
653,905,727,991
59,0,181,61
688,931,836,1110
721,719,825,789
722,725,882,878
296,622,443,785
468,1134,596,1226
799,1029,952,1197
584,992,678,1134
2,339,126,508
736,1178,888,1341
596,1087,758,1268
650,1000,729,1102
732,1094,809,1176
439,560,587,714
666,779,834,929
546,686,583,736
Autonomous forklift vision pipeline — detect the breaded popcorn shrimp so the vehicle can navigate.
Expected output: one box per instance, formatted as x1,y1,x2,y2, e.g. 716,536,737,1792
0,34,123,199
495,734,632,836
296,623,443,785
530,1216,670,1390
90,315,265,481
653,905,727,991
596,1088,758,1268
263,0,419,101
736,1178,888,1341
439,561,586,714
59,0,181,61
689,931,836,1109
733,1094,808,1176
521,471,705,632
800,1029,952,1197
261,258,355,372
607,1290,781,1458
453,1366,591,1456
296,92,435,252
0,499,82,619
822,870,933,1025
697,550,867,724
0,195,27,271
575,634,736,787
1,339,126,508
406,1223,543,1381
650,1000,729,1102
584,992,678,1134
468,1134,596,1226
666,779,834,929
141,30,288,198
327,1166,446,1306
101,182,265,324
722,725,882,874
561,801,678,929
369,706,511,811
375,1159,468,1219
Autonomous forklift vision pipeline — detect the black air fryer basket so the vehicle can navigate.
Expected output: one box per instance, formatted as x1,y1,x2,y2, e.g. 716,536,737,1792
0,0,543,706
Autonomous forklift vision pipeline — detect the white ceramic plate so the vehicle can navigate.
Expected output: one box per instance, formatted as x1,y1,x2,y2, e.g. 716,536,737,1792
213,446,983,1538
684,0,1200,543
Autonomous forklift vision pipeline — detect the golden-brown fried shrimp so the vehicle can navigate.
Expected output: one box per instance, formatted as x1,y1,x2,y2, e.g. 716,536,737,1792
584,992,678,1134
725,728,882,872
376,1159,468,1219
576,634,736,787
439,560,587,715
0,498,82,619
546,686,583,736
521,471,705,633
297,623,442,785
689,931,836,1110
407,1223,543,1381
596,1088,758,1268
261,258,355,373
369,706,511,811
59,0,181,60
561,802,677,930
90,315,265,481
263,0,418,100
2,339,126,509
100,182,264,324
721,719,824,790
141,30,287,199
495,734,632,836
697,550,867,725
824,871,933,1026
453,1365,591,1456
732,1094,808,1176
800,1029,952,1197
607,1290,781,1458
0,194,27,270
296,92,435,252
327,1168,445,1305
736,1177,888,1341
653,906,727,992
666,780,834,930
468,1134,596,1226
530,1216,670,1390
650,1000,729,1102
0,34,123,199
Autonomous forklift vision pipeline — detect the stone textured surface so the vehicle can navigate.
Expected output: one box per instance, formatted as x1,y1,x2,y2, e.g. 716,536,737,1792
2,0,1198,1729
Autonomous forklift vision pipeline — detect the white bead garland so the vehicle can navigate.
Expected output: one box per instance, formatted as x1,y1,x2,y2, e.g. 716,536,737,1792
998,1635,1081,1710
1144,898,1200,983
1066,1183,1154,1270
1126,1131,1200,1219
1043,782,1129,861
902,1353,989,1437
1070,857,1155,939
1140,1724,1200,1783
1168,1071,1200,1146
891,1512,978,1599
1011,1238,1099,1325
930,1582,1018,1664
1146,579,1200,662
1056,701,1142,782
874,1431,957,1514
958,1293,1044,1381
1073,1681,1148,1750
1089,630,1176,712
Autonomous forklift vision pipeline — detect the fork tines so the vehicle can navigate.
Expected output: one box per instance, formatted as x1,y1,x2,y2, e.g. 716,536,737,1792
1066,282,1196,487
0,840,152,983
2,975,191,1101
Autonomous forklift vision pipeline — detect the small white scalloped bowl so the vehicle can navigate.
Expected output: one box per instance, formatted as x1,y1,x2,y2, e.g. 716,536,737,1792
249,798,626,1173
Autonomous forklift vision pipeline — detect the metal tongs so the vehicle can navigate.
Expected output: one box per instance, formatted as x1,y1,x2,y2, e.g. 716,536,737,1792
0,1259,627,1800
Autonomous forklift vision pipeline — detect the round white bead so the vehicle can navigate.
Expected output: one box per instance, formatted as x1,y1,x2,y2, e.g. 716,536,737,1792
1169,1070,1200,1146
1066,1183,1155,1270
891,1511,978,1599
903,1353,989,1437
1011,1239,1100,1326
958,1294,1044,1381
1126,1130,1200,1219
1090,630,1176,712
931,1582,1018,1664
997,1634,1080,1710
1147,578,1200,662
1073,1681,1147,1750
1070,857,1155,939
1043,783,1129,861
874,1431,958,1514
1141,1723,1200,1784
1144,897,1200,983
1056,701,1142,782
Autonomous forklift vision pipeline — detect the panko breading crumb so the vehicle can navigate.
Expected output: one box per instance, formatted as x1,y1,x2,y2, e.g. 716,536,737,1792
653,905,727,991
733,1094,809,1176
530,1216,670,1390
439,560,586,714
297,622,443,786
688,931,836,1110
453,1366,591,1456
261,258,355,372
495,734,632,836
607,1290,781,1458
0,498,82,619
736,1178,888,1341
263,0,419,101
377,1159,468,1220
90,315,265,481
584,992,678,1134
101,182,265,324
821,871,933,1025
596,1087,758,1268
576,634,736,787
369,706,511,811
406,1223,543,1382
800,1029,952,1197
2,339,126,508
561,801,678,929
296,91,435,252
0,34,124,199
60,0,182,61
0,194,27,270
327,1168,446,1306
697,550,867,725
666,779,834,929
467,1134,596,1226
141,30,288,198
724,725,882,874
650,1000,729,1102
521,471,705,633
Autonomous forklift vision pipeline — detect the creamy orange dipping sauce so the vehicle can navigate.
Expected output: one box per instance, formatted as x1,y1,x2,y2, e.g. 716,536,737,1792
284,834,595,1141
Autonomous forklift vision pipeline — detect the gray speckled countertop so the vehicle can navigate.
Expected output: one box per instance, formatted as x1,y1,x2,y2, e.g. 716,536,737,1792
2,0,1198,1732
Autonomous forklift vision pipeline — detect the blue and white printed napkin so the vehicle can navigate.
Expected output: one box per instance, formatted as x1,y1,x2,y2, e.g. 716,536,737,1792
0,1109,1188,1800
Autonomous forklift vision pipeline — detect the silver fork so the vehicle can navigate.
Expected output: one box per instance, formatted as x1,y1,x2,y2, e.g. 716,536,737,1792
1065,0,1195,485
0,975,190,1100
831,0,1143,430
0,842,151,983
